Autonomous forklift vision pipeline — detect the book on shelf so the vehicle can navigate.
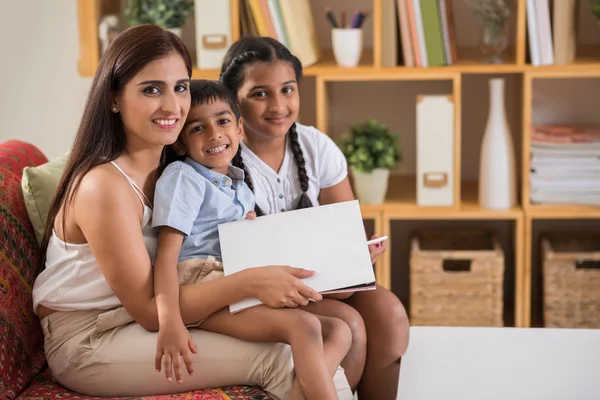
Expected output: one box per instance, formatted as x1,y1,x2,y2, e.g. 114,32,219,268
218,200,377,314
527,0,580,66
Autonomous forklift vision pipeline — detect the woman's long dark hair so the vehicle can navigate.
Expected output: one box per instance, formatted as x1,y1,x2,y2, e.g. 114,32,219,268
219,36,312,217
38,24,192,270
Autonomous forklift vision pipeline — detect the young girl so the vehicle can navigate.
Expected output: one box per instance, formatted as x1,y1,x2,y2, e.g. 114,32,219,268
152,79,353,400
219,36,410,400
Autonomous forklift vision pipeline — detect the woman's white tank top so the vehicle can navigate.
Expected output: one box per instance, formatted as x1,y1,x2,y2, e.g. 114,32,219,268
32,161,157,313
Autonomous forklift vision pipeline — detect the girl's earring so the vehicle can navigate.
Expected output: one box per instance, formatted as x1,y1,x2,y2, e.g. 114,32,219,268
111,106,118,113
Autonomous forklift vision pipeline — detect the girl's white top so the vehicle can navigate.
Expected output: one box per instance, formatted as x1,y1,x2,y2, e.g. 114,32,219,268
240,123,348,214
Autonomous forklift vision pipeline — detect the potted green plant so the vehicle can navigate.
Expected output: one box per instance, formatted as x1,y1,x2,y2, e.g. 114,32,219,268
339,119,401,205
124,0,194,37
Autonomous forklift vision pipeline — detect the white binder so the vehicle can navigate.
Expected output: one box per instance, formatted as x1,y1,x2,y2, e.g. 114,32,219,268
416,95,455,206
194,0,231,70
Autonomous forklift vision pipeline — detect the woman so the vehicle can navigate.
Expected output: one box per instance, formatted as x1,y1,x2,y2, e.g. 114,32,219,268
220,36,410,400
32,25,353,400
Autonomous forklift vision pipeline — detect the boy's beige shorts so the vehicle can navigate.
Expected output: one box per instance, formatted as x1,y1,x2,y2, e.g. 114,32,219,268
41,256,353,399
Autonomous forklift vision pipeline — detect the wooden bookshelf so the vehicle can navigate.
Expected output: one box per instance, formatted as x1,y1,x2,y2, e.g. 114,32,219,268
76,0,600,329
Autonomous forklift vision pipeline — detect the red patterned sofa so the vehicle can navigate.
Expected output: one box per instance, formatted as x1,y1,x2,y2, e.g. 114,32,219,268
0,139,271,400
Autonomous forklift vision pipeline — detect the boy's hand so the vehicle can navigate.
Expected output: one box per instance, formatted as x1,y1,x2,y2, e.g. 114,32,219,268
155,320,198,383
246,210,257,220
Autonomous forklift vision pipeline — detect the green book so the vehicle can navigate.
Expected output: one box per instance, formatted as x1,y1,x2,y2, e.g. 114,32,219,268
420,0,446,67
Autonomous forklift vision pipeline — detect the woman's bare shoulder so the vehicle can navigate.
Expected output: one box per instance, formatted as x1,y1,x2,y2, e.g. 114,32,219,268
74,162,138,211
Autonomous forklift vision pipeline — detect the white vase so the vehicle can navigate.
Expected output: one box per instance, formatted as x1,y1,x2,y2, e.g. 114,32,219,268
478,78,517,209
351,167,390,205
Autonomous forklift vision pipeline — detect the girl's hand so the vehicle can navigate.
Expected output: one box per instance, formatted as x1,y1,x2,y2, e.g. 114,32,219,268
245,266,323,308
368,234,388,264
155,320,198,384
246,210,257,220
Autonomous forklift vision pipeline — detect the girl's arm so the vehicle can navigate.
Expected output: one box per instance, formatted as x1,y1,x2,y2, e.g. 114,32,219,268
319,177,354,205
74,168,320,330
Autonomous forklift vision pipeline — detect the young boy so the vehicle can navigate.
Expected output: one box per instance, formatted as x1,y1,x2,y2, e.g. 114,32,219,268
151,80,352,400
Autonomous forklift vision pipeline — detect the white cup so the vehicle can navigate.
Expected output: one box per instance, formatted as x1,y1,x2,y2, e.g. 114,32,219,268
332,28,363,68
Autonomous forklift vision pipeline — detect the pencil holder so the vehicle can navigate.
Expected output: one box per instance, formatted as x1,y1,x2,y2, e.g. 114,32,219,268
332,28,363,68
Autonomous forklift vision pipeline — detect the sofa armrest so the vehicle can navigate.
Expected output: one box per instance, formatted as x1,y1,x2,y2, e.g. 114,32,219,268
0,140,48,399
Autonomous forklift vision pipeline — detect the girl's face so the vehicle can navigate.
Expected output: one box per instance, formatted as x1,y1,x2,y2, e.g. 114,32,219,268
236,60,299,141
115,52,191,148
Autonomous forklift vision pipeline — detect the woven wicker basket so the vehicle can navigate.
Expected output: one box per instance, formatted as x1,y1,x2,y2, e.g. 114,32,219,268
542,233,600,329
409,230,504,327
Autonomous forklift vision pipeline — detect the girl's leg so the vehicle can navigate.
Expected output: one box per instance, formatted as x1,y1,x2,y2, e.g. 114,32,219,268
201,307,351,400
302,298,367,391
41,309,296,400
344,285,410,400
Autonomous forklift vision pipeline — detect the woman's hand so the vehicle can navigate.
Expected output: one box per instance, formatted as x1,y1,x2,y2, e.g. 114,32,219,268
245,266,323,308
155,319,198,384
368,234,388,264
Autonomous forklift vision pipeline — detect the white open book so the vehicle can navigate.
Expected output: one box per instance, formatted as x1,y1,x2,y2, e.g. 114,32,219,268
218,200,377,314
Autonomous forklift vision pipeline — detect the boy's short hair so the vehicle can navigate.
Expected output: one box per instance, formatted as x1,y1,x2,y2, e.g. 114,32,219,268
189,79,241,122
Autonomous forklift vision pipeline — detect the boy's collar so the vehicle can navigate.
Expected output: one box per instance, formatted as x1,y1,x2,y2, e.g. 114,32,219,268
184,157,245,187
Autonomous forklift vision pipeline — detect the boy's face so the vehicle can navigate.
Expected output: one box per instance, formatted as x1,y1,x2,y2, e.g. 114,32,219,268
177,99,243,175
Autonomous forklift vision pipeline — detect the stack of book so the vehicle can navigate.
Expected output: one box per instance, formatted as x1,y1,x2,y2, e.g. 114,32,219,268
530,124,600,206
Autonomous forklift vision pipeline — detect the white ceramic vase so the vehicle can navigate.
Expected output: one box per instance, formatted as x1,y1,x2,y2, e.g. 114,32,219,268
478,78,517,209
351,167,390,205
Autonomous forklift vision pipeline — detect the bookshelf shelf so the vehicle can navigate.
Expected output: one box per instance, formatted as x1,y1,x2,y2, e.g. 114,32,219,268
358,176,522,219
526,205,600,219
76,0,600,329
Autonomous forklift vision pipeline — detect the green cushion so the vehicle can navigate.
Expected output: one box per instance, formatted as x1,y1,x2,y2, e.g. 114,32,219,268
21,154,68,244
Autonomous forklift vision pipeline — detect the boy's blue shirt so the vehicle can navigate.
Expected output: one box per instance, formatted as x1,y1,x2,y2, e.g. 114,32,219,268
152,157,255,262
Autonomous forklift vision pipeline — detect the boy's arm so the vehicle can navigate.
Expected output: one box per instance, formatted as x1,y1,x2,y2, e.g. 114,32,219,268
154,226,186,326
152,164,204,327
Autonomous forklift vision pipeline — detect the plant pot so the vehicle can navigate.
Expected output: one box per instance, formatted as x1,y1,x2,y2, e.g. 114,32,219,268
351,167,390,205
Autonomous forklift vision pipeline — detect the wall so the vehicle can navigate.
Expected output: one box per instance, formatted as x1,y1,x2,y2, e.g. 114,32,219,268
0,0,91,159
